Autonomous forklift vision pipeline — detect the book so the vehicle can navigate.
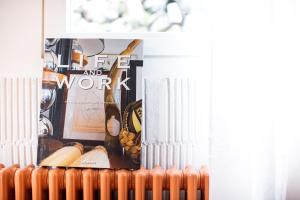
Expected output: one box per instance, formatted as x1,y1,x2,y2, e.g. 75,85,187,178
38,38,143,169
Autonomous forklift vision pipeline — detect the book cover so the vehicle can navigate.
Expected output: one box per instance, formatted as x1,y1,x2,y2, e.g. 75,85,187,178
38,38,143,169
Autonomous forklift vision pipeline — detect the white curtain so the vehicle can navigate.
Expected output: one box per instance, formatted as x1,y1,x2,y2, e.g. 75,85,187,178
209,0,300,199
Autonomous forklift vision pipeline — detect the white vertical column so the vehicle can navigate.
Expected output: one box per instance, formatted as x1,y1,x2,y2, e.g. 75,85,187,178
0,77,40,167
142,76,210,170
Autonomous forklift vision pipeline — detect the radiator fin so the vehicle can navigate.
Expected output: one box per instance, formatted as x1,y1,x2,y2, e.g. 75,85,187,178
143,78,210,170
0,77,40,167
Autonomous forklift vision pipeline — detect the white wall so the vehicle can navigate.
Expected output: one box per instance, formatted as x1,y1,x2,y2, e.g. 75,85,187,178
0,0,42,76
0,0,65,77
45,0,66,38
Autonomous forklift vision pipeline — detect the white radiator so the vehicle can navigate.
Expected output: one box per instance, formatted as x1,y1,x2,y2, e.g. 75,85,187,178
143,78,210,170
0,77,210,169
0,77,40,167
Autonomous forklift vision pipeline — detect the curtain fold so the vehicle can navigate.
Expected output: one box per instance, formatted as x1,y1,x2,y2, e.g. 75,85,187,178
209,0,300,199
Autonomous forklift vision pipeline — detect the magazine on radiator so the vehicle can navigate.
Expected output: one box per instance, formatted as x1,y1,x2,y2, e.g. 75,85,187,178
38,38,143,169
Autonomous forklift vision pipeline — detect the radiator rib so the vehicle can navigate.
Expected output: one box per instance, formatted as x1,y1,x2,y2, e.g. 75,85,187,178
0,77,40,167
0,164,209,200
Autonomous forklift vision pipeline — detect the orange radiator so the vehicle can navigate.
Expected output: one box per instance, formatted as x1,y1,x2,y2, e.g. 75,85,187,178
0,164,209,200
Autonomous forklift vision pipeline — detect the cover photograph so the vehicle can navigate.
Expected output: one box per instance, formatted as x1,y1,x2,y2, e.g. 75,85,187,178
38,38,143,169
